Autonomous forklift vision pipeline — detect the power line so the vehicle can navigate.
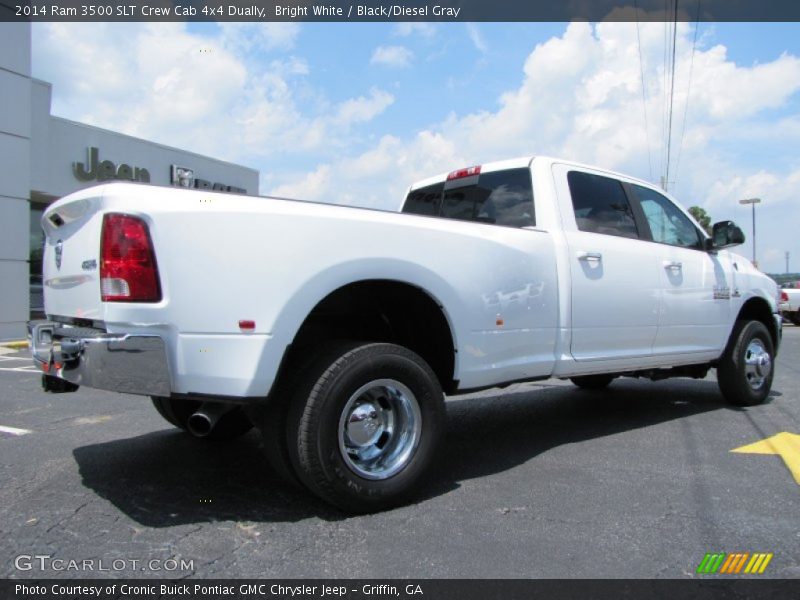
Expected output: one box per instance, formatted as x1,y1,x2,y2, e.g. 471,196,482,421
664,0,679,192
673,0,702,190
634,0,654,182
661,3,669,186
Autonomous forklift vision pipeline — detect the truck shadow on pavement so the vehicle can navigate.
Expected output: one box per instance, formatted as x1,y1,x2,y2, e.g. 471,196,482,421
72,377,760,525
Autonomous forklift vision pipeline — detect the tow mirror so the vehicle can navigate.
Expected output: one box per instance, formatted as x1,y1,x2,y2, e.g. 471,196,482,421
710,220,745,250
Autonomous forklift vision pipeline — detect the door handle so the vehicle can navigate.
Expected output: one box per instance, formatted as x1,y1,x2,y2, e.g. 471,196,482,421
577,251,602,262
663,260,682,271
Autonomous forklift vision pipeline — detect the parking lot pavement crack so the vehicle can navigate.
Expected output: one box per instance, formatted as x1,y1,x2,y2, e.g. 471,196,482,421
44,499,93,534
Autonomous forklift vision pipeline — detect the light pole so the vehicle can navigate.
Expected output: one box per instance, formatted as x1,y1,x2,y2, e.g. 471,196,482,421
739,197,761,267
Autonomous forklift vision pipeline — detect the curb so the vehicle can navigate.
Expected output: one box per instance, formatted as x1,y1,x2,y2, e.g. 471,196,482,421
0,340,29,349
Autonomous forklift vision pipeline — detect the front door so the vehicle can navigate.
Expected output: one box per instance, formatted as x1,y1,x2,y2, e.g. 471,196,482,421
630,184,731,354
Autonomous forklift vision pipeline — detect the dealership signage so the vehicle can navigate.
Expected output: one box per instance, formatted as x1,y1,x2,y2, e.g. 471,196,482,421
71,147,247,194
170,165,246,194
73,147,150,183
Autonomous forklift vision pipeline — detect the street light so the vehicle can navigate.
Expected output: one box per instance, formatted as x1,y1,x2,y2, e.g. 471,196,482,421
739,197,761,267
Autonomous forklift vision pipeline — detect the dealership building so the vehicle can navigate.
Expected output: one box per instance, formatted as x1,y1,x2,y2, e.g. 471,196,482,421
0,20,260,341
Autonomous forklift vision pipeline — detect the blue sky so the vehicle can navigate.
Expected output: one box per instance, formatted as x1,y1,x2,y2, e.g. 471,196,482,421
32,21,800,273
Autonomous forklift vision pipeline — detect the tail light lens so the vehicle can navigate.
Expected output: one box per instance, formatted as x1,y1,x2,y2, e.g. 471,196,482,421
100,213,161,302
780,291,789,302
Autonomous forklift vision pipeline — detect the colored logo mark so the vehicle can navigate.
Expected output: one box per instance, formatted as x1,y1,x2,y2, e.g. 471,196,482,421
696,553,773,574
731,432,800,485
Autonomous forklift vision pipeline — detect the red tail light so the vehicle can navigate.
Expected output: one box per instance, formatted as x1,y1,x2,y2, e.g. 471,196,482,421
100,213,161,302
781,291,789,302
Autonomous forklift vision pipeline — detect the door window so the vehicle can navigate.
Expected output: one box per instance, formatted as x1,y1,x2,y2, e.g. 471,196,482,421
632,185,701,249
567,171,639,239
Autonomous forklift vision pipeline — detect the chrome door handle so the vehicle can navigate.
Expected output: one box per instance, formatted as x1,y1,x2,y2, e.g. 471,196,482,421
663,260,682,270
577,251,602,262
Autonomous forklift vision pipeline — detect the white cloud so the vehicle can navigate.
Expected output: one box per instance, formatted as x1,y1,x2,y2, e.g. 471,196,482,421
336,89,395,125
32,22,392,165
466,23,488,53
394,23,436,38
218,22,300,53
370,45,414,68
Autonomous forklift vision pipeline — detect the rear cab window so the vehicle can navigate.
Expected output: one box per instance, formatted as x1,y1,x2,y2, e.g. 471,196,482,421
402,167,535,228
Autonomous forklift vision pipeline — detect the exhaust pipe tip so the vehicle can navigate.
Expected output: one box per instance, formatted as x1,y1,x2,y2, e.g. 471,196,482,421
187,413,214,437
186,402,233,438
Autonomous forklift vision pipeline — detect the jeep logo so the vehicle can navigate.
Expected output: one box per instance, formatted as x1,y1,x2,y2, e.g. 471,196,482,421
73,147,150,183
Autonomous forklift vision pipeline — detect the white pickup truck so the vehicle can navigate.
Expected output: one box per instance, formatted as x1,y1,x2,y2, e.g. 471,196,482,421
28,155,781,512
780,283,800,325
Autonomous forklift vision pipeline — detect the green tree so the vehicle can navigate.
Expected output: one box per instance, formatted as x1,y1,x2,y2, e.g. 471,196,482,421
688,206,712,235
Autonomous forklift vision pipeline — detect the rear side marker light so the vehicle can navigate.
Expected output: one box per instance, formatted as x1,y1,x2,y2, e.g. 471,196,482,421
447,165,481,181
239,320,256,332
101,213,162,302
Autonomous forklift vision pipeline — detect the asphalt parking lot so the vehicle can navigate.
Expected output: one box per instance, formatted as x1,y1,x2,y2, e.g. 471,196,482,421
1,328,798,579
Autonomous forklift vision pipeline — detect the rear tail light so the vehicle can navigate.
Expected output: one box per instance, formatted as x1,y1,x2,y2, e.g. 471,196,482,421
781,291,789,302
100,213,162,302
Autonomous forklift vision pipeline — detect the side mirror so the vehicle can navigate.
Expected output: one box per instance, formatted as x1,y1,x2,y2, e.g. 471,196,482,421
710,220,745,249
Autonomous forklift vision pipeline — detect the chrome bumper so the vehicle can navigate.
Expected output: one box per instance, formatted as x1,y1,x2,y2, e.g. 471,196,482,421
27,320,171,397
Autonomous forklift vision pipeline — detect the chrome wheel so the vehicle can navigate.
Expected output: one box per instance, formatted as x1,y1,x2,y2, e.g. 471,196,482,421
338,379,422,480
744,339,771,390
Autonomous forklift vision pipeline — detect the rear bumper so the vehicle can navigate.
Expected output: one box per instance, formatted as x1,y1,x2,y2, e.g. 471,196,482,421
27,320,171,397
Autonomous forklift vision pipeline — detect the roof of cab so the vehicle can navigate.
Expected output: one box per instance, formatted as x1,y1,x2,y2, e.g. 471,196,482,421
408,156,535,191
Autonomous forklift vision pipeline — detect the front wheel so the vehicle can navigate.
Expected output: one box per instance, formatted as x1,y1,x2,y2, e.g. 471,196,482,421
287,342,445,513
717,320,775,406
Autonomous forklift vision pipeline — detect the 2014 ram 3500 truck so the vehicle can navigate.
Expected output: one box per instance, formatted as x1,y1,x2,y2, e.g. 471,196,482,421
28,155,781,512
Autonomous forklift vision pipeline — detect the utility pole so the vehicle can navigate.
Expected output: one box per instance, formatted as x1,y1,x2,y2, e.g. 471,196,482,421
787,251,790,274
738,198,761,267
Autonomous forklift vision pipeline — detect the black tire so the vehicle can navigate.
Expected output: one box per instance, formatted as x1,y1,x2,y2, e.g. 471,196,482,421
151,396,181,427
717,320,774,406
570,374,616,389
286,342,445,513
789,313,800,326
150,396,254,441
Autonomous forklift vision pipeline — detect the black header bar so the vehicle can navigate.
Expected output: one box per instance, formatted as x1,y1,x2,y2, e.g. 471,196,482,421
2,0,800,22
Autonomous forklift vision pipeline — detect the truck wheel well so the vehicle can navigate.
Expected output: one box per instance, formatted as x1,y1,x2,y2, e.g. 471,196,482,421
736,297,778,349
288,280,457,393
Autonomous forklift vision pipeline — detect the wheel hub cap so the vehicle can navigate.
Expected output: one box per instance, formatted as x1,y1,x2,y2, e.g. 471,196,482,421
744,339,771,390
338,379,422,480
346,402,385,447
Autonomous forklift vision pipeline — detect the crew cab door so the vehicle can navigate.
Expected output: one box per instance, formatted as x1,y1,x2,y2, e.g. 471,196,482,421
552,164,660,361
629,184,731,354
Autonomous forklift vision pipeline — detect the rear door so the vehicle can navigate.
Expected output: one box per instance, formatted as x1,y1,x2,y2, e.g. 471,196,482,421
553,164,660,361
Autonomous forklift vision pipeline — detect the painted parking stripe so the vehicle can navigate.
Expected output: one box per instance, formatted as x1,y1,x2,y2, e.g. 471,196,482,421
0,425,33,436
0,366,38,372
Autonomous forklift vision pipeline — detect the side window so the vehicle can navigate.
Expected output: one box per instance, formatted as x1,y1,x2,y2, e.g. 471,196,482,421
403,168,534,228
567,171,639,239
403,183,443,216
631,185,701,249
